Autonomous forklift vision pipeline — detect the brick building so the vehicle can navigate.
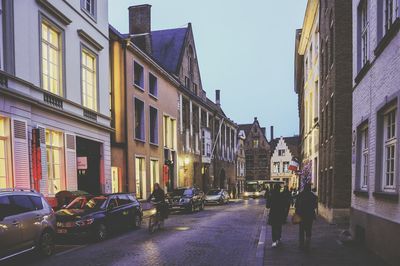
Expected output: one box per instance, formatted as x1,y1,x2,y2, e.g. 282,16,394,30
351,0,400,264
238,118,271,180
318,0,353,223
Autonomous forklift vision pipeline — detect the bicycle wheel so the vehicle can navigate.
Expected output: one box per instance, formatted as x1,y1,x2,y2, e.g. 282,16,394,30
148,216,155,233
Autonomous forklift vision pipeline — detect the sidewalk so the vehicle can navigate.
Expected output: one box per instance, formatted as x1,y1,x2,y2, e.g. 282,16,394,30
263,210,387,266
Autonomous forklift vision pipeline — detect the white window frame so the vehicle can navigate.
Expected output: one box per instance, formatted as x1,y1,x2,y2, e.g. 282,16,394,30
360,0,369,67
382,108,397,191
135,156,146,199
41,19,63,96
360,126,369,190
384,0,395,33
0,116,11,189
46,129,64,196
81,47,98,111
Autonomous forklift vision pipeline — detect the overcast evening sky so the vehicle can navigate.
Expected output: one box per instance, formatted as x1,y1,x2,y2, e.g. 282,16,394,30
109,0,308,139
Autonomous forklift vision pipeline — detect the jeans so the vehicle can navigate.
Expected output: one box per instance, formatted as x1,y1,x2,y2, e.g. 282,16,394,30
271,224,282,242
299,220,313,247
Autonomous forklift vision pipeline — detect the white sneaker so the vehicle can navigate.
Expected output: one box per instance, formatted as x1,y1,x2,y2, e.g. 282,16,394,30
276,240,280,246
272,242,277,248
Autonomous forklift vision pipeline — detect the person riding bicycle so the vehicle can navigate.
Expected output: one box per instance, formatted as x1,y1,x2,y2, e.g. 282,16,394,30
147,183,167,220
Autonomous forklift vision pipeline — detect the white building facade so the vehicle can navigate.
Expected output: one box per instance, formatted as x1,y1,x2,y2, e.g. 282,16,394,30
351,0,400,264
0,0,111,205
270,137,298,189
298,0,320,189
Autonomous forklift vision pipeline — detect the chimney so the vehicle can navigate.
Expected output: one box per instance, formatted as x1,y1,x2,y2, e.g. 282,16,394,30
128,5,152,35
254,117,258,122
216,90,221,107
270,126,274,141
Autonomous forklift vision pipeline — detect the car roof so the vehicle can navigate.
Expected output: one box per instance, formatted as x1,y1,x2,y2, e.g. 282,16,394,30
0,188,43,197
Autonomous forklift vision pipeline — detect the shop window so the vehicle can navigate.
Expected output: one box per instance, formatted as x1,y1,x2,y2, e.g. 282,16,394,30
0,117,11,189
135,157,145,199
150,159,159,189
46,129,64,195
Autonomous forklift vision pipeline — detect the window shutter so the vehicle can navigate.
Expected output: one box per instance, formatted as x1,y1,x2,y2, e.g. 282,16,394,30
12,119,30,189
65,133,77,191
38,126,48,195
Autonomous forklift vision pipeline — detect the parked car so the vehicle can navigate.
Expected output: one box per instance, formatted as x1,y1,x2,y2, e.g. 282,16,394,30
205,189,230,205
0,188,56,262
167,187,205,213
55,193,142,241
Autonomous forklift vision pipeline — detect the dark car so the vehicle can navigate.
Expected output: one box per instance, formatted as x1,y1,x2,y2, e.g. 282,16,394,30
167,187,205,213
205,189,230,205
55,193,142,241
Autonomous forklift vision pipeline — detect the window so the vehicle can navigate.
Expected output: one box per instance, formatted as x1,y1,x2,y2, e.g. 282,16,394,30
135,157,145,199
278,149,286,156
384,0,395,33
149,106,158,145
41,20,63,96
0,196,13,218
81,0,96,17
0,117,10,189
81,48,97,111
30,196,44,210
46,129,64,195
329,12,334,67
134,62,144,89
361,126,369,190
193,83,198,95
273,162,280,173
11,195,35,214
134,98,145,141
253,139,259,148
358,0,369,69
185,76,190,89
149,73,158,97
383,108,396,191
163,116,176,149
150,159,159,188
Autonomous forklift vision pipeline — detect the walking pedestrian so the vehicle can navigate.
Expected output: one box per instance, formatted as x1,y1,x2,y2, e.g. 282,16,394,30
282,185,291,222
295,183,318,251
266,184,286,248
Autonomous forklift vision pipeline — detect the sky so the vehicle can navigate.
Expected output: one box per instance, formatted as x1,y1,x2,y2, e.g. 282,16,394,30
109,0,308,139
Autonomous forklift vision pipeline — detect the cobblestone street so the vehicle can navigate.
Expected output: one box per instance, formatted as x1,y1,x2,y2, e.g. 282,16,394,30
264,210,387,266
3,200,265,266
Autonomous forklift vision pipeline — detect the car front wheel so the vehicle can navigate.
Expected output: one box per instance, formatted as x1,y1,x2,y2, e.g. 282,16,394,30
38,231,55,257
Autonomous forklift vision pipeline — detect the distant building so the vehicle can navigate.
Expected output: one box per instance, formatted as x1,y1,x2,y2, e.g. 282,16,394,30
270,136,300,189
238,118,271,180
236,130,246,195
351,0,400,264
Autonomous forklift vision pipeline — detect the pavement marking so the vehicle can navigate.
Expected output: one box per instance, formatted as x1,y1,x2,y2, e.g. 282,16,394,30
255,208,267,266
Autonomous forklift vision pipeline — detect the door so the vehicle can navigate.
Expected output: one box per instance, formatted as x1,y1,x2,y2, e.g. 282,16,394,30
111,167,119,193
105,197,123,231
0,196,22,258
10,195,40,248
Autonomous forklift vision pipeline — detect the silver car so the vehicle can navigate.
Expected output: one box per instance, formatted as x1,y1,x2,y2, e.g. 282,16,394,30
0,188,56,261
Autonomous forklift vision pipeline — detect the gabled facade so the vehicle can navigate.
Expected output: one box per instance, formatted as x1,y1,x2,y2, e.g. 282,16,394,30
351,0,400,264
0,0,112,204
270,136,300,189
238,118,271,180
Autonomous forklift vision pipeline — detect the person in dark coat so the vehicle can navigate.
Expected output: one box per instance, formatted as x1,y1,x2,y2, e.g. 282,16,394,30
266,184,286,247
282,186,291,222
295,183,318,250
148,183,167,219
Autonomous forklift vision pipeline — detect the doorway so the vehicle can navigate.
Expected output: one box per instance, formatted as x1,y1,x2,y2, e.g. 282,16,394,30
76,137,101,195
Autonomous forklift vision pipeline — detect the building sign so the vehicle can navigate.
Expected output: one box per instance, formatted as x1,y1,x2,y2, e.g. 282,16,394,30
77,157,88,170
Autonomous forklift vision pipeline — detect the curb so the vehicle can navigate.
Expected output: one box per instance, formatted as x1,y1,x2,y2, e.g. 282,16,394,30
256,208,267,266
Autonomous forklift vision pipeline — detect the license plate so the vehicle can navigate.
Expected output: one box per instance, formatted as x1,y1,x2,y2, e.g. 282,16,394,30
57,229,67,234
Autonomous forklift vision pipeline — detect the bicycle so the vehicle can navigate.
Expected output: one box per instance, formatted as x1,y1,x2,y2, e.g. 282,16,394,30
148,201,165,233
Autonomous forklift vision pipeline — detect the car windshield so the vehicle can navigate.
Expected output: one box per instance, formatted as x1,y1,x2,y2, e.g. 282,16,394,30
66,196,106,210
207,190,221,195
172,189,193,196
245,184,258,192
